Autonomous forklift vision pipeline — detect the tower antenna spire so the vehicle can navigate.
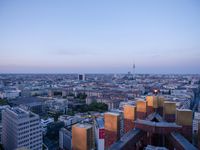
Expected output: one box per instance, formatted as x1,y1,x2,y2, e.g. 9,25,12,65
132,60,136,80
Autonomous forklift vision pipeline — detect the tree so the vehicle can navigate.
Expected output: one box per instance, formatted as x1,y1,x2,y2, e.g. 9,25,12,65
76,93,87,99
46,122,65,140
0,99,9,105
88,102,108,112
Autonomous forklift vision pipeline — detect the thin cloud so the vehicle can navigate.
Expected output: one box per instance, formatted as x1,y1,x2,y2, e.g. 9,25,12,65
52,48,98,56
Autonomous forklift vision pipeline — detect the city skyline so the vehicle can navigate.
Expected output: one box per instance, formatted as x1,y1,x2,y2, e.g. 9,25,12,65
1,0,200,74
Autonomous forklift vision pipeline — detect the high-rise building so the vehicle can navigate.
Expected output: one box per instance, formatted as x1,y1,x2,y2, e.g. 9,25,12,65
78,74,85,81
163,101,176,122
94,118,105,150
146,96,158,115
176,109,192,142
104,112,120,149
157,96,164,116
0,105,10,144
198,122,200,149
2,107,43,150
109,96,197,150
59,127,72,150
136,100,147,119
72,123,94,150
193,112,200,133
123,105,136,133
110,109,125,137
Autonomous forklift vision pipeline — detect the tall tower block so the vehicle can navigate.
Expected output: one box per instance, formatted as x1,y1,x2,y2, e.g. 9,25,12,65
72,123,94,150
146,96,158,115
198,122,200,149
136,100,147,119
104,112,120,149
157,96,165,116
176,109,193,142
123,105,136,133
163,101,176,122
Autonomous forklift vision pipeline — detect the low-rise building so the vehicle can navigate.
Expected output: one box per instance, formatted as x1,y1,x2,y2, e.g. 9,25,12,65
41,117,54,134
58,115,82,126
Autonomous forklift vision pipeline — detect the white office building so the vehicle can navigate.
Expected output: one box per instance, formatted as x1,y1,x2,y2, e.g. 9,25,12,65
41,117,54,134
193,112,200,133
59,128,72,150
2,107,43,150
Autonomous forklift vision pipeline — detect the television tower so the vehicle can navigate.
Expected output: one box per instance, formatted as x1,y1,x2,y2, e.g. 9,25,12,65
132,62,136,80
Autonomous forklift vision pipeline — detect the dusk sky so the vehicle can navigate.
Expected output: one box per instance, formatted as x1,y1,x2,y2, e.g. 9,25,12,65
0,0,200,74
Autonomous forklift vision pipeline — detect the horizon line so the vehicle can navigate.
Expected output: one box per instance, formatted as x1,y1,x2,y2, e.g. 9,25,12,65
0,72,199,75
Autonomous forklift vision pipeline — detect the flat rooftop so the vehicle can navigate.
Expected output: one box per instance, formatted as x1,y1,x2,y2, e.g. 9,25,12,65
75,123,93,129
105,112,120,116
12,107,28,115
8,107,37,118
176,109,192,112
164,101,176,104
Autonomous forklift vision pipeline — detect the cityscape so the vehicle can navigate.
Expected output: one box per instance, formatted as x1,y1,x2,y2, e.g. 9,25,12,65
1,0,200,150
0,73,200,150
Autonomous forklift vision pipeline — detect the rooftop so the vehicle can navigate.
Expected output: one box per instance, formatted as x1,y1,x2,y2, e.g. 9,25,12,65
135,119,181,128
105,112,120,116
12,107,28,115
171,132,197,150
145,145,168,150
7,107,38,118
109,129,144,150
176,109,192,112
75,123,93,129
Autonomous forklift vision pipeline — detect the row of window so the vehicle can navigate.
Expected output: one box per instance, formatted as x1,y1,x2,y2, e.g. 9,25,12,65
19,135,29,140
30,140,42,145
19,130,29,136
30,123,39,127
19,126,29,130
30,134,42,140
18,139,29,145
30,119,39,123
19,121,29,126
30,131,41,136
31,144,42,150
30,126,40,131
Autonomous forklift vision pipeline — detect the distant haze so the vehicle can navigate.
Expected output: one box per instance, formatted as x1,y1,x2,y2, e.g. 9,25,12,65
0,0,200,74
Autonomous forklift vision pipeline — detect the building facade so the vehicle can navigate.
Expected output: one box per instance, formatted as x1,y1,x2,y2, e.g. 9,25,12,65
2,107,43,150
59,127,72,150
72,123,94,150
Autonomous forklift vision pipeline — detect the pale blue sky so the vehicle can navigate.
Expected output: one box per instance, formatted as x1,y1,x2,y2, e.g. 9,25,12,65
0,0,200,73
